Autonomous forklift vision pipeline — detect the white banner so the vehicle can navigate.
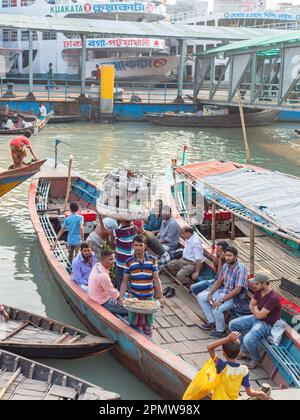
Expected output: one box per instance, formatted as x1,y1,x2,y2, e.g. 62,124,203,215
63,38,165,50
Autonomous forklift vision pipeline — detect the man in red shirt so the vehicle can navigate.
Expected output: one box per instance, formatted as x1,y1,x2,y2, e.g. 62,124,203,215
9,133,38,168
229,272,281,369
95,64,101,84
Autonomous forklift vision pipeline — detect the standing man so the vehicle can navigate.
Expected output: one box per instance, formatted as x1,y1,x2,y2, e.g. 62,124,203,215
158,205,180,254
229,272,281,369
9,133,38,168
39,103,47,119
166,226,205,287
48,62,53,88
71,243,96,292
88,249,128,316
95,64,101,84
51,202,84,262
197,246,249,338
119,234,164,337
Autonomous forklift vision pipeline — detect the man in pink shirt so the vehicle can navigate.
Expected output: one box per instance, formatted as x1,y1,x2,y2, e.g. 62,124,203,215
88,249,128,316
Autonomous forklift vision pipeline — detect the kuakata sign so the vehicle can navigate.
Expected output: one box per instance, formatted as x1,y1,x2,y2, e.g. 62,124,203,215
50,2,156,14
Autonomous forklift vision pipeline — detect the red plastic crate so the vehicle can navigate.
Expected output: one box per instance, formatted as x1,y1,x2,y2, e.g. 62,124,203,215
64,210,97,223
204,210,231,222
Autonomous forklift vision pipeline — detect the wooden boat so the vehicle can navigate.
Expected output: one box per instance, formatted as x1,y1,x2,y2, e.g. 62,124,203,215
295,129,300,136
0,112,53,136
145,109,278,128
28,159,300,399
0,349,120,400
0,305,115,359
0,160,46,198
48,114,87,124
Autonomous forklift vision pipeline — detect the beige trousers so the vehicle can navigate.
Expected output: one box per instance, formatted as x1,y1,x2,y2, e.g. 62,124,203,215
166,258,196,287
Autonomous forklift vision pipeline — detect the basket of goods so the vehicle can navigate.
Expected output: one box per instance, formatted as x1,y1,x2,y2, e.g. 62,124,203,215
122,298,161,314
97,169,153,221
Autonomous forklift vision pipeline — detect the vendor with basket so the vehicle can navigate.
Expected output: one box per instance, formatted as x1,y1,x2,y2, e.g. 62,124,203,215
119,234,164,338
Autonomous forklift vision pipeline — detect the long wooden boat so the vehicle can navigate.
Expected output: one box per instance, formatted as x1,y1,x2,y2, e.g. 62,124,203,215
145,109,278,128
28,159,300,399
0,305,115,359
48,114,87,124
0,349,120,400
0,160,46,198
0,112,53,136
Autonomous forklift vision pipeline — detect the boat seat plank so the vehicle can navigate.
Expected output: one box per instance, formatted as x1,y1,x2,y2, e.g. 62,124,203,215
47,384,77,399
161,342,192,356
157,328,175,344
164,315,184,328
81,388,120,401
177,326,208,341
165,327,187,342
10,394,42,400
155,317,171,328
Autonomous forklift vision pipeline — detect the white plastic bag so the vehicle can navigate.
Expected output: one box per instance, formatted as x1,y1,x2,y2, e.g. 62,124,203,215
267,320,287,346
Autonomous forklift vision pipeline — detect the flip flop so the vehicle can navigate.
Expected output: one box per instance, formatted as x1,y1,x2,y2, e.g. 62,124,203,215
163,287,171,296
166,288,175,298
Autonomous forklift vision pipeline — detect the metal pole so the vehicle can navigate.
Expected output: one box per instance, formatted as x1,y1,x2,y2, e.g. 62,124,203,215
27,30,35,100
211,202,216,249
177,39,186,102
209,57,215,100
250,52,257,103
81,34,87,97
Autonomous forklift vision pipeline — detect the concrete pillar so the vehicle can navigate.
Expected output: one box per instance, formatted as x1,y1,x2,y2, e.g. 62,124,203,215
26,30,35,100
175,39,186,103
80,34,87,98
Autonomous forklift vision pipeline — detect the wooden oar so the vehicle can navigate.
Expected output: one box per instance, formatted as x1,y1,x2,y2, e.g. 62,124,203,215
63,155,73,212
0,368,22,400
237,89,251,164
2,321,30,342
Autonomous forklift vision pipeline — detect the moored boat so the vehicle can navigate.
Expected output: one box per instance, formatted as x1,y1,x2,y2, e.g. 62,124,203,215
0,160,46,198
0,112,53,136
0,349,120,400
145,109,278,128
0,305,115,359
48,114,87,124
28,159,300,398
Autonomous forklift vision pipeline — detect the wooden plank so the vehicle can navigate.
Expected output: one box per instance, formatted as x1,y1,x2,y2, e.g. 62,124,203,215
179,326,208,341
165,315,183,327
10,394,42,400
13,388,45,397
161,342,192,356
166,327,187,342
170,307,195,327
161,305,174,316
182,339,215,353
152,330,166,345
157,328,175,344
155,317,171,328
48,385,77,399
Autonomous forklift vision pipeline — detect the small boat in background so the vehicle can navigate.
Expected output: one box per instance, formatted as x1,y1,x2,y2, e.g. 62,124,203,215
48,114,87,124
0,349,120,400
145,108,278,128
0,111,53,136
0,305,115,359
0,160,46,198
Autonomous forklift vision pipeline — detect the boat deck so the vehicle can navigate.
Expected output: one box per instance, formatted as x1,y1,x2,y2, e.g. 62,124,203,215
153,273,275,390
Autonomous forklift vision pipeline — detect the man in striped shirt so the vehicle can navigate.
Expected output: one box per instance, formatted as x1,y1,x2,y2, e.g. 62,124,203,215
197,246,249,338
114,220,136,290
119,234,163,337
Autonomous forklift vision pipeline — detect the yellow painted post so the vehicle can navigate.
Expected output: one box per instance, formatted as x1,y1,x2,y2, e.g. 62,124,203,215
100,65,115,116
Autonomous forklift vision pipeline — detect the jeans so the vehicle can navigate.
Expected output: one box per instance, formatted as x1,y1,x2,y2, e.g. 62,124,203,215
115,266,124,291
229,315,272,363
190,278,215,295
103,298,128,316
197,289,234,332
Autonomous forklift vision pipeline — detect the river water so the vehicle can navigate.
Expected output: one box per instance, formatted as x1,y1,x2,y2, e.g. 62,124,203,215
0,120,300,399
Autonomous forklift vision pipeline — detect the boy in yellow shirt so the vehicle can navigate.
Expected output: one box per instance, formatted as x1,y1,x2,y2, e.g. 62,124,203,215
207,331,269,400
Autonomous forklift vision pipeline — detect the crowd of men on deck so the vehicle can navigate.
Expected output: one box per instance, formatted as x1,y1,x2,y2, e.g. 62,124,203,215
44,198,283,377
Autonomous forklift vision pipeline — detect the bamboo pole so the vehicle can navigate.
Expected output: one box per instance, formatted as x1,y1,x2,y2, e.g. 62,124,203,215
171,160,179,209
250,223,255,276
187,176,192,217
211,202,216,249
63,155,73,212
231,213,236,240
237,89,251,164
0,368,22,400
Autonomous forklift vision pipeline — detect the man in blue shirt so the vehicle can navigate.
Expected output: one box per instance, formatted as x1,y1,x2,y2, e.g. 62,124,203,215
72,243,96,292
158,205,180,254
51,202,84,261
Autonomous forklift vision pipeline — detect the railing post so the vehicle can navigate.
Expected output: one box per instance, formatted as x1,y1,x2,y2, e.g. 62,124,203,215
80,34,87,98
26,30,35,100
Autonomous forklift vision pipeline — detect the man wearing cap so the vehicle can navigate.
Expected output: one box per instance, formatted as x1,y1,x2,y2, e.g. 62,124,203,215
9,133,38,168
197,246,249,338
86,217,117,262
158,205,180,253
229,272,281,369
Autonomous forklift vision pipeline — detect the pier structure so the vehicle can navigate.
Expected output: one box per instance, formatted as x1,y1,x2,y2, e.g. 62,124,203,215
194,32,300,111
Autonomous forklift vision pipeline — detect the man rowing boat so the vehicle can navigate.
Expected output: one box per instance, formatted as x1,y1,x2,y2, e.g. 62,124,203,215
9,132,38,169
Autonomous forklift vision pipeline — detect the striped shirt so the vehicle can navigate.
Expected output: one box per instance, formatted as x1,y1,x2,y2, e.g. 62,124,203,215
219,261,248,294
114,224,136,269
124,253,158,299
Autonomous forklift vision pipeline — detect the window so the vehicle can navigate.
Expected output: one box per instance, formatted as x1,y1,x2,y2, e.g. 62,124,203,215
43,32,57,40
207,20,215,26
170,46,177,55
186,65,193,79
21,31,38,41
21,0,36,6
2,0,17,7
206,44,215,51
3,30,18,42
186,45,194,55
196,45,204,54
196,21,205,26
215,65,225,82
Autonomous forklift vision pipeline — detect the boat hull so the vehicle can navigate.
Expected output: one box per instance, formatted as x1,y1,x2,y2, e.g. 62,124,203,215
28,174,196,400
145,109,279,127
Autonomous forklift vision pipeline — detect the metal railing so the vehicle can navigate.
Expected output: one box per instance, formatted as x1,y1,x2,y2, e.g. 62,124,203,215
0,77,194,104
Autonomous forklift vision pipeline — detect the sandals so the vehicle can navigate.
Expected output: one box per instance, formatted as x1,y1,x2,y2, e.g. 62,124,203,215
163,287,171,296
165,288,175,298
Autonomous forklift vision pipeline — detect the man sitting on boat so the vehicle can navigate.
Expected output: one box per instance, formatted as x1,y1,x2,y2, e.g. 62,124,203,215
144,199,163,232
197,246,249,338
2,116,14,130
157,205,180,255
0,304,9,322
119,234,164,338
86,217,117,262
51,201,84,262
88,249,128,316
229,272,282,370
71,243,97,292
133,220,171,272
166,226,205,288
190,240,229,296
14,114,32,129
9,133,38,169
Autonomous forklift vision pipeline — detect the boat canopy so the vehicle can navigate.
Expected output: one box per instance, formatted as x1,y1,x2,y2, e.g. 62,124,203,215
204,168,300,235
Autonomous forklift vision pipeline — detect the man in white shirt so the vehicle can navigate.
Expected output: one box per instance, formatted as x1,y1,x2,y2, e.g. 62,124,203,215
2,116,14,130
166,226,204,287
39,103,47,118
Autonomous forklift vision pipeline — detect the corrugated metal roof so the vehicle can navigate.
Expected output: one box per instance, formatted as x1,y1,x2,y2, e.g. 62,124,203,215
0,14,286,40
201,31,300,56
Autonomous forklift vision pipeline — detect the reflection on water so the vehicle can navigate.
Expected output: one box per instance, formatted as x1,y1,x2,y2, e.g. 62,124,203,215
0,120,300,399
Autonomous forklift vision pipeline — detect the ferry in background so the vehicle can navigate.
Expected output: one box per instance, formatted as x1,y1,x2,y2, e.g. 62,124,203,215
0,0,179,80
